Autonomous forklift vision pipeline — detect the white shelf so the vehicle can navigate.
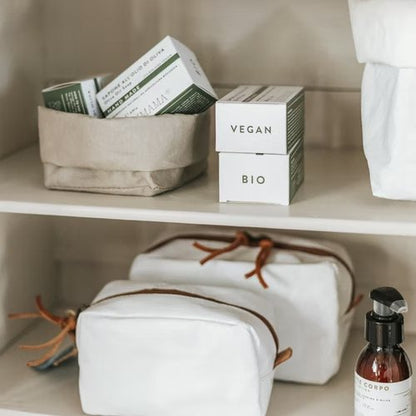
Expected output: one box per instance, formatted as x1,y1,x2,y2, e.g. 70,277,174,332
1,145,416,236
1,324,415,416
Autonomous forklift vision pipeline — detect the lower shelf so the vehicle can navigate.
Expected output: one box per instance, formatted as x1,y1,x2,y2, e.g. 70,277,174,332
0,324,415,416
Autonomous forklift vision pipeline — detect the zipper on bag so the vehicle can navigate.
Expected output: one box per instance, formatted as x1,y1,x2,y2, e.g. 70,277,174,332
145,231,361,313
93,287,292,369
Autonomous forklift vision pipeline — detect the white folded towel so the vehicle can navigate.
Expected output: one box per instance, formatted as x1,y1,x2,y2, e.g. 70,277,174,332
349,0,416,67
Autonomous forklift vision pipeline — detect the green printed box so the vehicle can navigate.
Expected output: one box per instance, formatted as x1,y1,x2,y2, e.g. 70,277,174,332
97,36,217,118
219,139,304,205
216,85,304,155
42,75,111,118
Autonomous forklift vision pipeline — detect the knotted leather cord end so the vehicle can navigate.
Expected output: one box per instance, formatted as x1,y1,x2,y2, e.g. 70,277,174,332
245,269,269,289
52,346,78,367
274,347,293,368
8,295,78,368
245,239,273,289
193,231,250,265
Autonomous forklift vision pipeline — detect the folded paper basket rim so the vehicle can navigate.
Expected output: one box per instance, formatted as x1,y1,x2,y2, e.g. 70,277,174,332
38,105,207,123
38,106,210,172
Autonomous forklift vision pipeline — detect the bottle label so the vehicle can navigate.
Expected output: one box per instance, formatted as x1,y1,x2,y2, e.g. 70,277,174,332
355,372,412,416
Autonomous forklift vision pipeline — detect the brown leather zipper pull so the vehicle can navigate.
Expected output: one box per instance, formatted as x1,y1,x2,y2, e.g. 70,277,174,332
245,239,273,289
193,231,250,265
274,347,293,368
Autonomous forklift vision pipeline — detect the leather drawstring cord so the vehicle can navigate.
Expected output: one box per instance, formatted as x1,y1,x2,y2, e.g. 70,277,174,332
8,295,78,368
192,232,363,306
193,231,274,289
244,239,273,289
193,231,250,265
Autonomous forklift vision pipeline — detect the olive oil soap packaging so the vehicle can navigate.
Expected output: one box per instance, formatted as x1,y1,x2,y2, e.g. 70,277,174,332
216,85,304,205
96,36,217,118
42,75,110,117
355,287,412,416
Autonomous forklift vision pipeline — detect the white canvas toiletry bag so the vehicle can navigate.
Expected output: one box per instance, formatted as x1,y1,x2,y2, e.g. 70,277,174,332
349,0,416,200
77,280,291,416
130,231,360,385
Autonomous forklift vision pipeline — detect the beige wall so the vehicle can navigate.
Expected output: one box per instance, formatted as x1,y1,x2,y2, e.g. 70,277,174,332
1,0,363,155
0,2,56,350
0,214,56,351
43,0,363,88
157,0,362,89
42,0,161,84
0,0,44,159
43,0,363,148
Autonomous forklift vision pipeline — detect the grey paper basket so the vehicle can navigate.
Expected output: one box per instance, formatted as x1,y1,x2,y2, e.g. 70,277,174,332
38,107,210,196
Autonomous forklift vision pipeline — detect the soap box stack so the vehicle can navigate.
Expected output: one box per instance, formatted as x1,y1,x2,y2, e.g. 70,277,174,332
216,85,305,205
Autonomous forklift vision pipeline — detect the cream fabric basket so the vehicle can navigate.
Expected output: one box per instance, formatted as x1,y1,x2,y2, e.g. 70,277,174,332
130,231,359,385
38,106,210,196
77,280,291,416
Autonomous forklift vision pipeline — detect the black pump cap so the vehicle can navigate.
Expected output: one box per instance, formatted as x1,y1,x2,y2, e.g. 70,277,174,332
365,287,407,347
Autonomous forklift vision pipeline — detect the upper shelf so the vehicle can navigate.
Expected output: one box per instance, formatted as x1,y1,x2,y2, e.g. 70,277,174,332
0,145,416,236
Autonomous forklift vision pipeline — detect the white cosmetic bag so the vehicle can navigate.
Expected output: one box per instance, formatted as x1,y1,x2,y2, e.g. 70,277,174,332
349,0,416,200
77,280,291,416
130,231,360,385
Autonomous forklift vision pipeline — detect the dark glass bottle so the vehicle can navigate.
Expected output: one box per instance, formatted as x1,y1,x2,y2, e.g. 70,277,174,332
354,287,412,416
356,343,412,382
